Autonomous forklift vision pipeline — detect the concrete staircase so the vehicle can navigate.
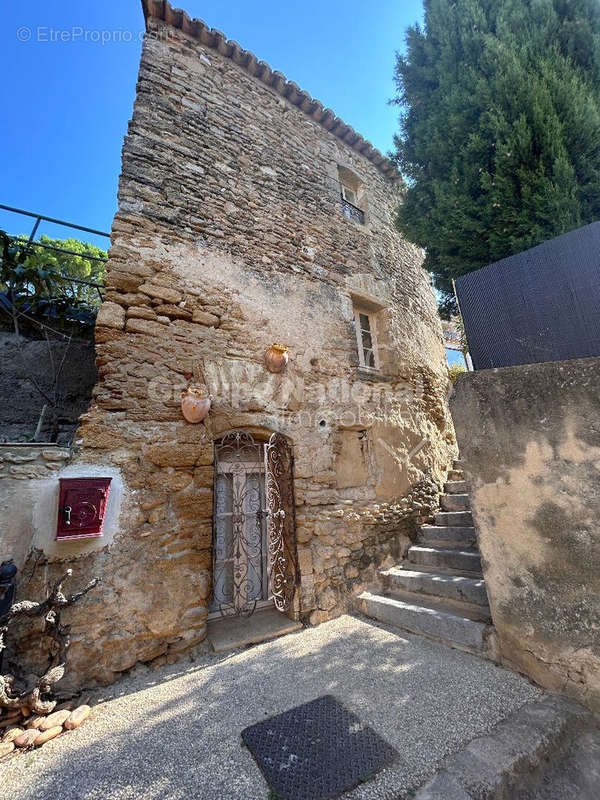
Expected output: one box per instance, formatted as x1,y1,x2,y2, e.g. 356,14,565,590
358,460,497,658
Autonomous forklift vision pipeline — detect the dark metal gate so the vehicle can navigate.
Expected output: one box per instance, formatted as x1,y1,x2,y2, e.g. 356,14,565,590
455,222,600,369
211,430,298,617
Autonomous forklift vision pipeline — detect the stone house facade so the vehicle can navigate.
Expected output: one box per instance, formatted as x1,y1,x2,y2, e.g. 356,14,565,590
10,1,455,687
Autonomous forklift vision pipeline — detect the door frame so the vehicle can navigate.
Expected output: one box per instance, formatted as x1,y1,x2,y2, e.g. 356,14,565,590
209,429,299,619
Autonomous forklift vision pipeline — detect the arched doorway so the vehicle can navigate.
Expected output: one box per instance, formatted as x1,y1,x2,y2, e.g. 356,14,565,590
210,430,298,618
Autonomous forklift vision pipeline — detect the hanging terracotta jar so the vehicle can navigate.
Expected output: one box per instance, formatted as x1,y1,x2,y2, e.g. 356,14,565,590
181,387,212,423
265,344,289,374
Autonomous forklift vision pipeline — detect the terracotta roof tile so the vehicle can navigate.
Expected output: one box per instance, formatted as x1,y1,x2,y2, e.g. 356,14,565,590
141,0,400,181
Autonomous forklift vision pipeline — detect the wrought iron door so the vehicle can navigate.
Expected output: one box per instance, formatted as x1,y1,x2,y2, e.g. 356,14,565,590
212,431,269,617
264,432,299,613
211,430,299,617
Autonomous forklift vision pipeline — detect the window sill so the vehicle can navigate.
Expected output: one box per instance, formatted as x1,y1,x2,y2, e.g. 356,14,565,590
356,367,393,383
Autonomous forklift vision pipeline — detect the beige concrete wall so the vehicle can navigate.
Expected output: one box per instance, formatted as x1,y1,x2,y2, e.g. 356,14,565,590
13,18,455,687
451,358,600,713
0,446,71,567
0,445,125,568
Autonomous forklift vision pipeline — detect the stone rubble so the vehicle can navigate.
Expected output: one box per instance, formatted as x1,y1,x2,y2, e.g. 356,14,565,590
0,704,92,760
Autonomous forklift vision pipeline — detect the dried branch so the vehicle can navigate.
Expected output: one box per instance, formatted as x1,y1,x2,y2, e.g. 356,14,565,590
0,571,100,714
65,577,100,606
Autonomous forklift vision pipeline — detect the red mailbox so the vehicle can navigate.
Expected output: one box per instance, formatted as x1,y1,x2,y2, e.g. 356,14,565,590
56,477,112,541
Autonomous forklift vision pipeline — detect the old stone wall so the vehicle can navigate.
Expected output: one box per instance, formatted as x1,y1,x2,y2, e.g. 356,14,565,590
451,358,600,713
0,332,97,444
13,12,455,687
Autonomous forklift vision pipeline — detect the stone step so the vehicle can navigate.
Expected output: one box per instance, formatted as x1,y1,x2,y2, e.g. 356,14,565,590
387,586,492,623
448,469,463,481
520,728,600,799
441,494,470,512
399,560,483,580
420,525,477,549
453,459,463,470
207,607,302,652
444,480,467,494
407,546,482,574
358,591,491,654
382,567,489,608
435,510,473,527
414,695,599,800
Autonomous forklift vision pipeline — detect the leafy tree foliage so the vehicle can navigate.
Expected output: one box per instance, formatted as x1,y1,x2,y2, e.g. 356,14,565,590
448,362,467,383
393,0,600,316
0,232,107,328
26,235,107,306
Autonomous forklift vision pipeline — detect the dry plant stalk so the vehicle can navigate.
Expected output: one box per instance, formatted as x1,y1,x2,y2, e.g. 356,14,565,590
0,569,99,715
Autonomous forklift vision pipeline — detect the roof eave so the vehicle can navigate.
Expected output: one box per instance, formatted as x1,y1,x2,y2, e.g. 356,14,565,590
141,0,402,183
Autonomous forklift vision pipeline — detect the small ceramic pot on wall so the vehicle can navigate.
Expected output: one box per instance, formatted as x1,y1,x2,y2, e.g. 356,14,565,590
265,344,289,374
181,387,212,423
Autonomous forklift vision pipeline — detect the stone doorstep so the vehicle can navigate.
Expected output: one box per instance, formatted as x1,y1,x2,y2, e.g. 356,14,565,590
413,695,599,800
357,591,490,653
207,607,302,653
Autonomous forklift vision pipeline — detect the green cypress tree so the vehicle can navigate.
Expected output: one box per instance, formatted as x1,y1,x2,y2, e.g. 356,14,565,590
394,0,600,316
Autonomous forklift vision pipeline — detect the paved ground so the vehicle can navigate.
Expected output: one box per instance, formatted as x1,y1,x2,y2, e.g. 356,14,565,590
2,615,543,800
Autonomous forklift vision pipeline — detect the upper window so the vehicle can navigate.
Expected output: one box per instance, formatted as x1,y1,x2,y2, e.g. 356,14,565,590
353,306,379,370
341,183,359,207
338,166,366,224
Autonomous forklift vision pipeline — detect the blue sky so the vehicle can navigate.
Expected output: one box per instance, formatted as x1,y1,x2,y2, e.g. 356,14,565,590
446,349,466,367
1,0,423,247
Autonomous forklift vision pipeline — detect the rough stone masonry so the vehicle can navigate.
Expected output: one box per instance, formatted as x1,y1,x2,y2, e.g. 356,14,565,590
14,1,455,687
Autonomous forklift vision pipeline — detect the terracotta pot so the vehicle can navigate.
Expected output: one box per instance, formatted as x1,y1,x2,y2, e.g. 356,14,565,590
181,387,212,423
265,344,289,374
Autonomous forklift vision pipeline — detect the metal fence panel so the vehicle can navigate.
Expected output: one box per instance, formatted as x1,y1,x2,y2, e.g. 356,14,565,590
455,222,600,369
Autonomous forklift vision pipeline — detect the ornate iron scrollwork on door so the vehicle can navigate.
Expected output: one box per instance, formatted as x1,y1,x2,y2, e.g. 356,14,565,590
211,430,299,617
212,430,268,617
264,432,299,612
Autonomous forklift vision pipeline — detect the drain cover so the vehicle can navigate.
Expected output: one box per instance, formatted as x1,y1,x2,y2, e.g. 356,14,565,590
241,694,398,800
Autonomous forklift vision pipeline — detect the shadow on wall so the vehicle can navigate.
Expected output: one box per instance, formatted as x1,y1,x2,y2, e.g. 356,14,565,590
0,331,97,444
1,615,542,799
450,357,600,714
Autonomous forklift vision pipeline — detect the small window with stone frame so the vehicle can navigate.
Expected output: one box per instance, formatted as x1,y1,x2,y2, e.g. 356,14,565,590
338,165,366,224
353,305,380,371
